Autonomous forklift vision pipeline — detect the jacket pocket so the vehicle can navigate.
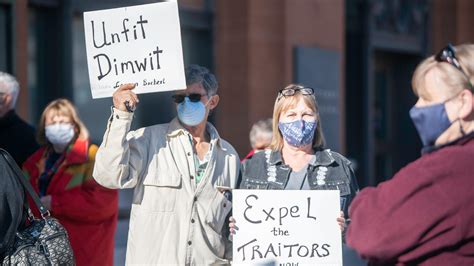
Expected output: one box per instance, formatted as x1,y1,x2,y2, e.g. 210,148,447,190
324,180,351,212
240,177,269,189
330,180,351,196
140,174,182,212
205,189,232,234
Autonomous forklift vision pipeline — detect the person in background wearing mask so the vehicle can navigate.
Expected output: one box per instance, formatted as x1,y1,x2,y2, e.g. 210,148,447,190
22,99,118,266
0,72,38,165
347,44,474,265
241,118,273,162
93,65,240,265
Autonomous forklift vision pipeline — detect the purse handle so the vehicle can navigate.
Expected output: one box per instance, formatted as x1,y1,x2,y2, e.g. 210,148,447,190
0,149,50,218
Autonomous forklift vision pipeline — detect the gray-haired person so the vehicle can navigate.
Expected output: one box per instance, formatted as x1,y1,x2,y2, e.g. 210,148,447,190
242,118,273,161
0,72,38,165
93,65,240,265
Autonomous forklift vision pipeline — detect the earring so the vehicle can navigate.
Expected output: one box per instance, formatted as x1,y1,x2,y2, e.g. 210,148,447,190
459,120,466,136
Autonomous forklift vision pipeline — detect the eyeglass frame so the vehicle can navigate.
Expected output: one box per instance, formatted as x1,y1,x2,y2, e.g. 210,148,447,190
435,43,473,89
277,86,315,100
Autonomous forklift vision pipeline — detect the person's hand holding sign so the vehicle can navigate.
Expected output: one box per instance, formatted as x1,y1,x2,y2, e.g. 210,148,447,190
229,216,237,235
337,211,346,231
113,83,140,112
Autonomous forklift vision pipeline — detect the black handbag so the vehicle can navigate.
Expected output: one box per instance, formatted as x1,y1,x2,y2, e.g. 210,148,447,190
0,149,75,265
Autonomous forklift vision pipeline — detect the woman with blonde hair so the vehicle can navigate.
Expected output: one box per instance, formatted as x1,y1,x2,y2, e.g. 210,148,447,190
22,99,118,266
347,44,474,265
236,84,359,229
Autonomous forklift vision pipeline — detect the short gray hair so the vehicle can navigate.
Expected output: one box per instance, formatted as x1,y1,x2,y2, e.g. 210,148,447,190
0,72,19,108
185,65,218,96
250,118,273,149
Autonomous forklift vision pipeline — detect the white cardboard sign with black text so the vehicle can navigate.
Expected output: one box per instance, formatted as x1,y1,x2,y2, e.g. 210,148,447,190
83,1,185,98
232,190,342,266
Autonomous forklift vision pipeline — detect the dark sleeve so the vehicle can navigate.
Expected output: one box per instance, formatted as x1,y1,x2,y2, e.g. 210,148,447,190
237,159,246,189
339,158,359,219
346,163,359,218
16,125,39,166
346,167,460,263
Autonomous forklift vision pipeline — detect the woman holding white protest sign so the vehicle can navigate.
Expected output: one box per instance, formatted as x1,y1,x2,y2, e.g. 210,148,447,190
232,84,359,234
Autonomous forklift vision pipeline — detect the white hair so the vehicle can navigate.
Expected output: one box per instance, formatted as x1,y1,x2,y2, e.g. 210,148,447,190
249,118,273,149
0,72,19,108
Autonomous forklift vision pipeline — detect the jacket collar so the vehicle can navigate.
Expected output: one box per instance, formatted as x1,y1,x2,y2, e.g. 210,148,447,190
24,138,90,169
166,118,226,150
422,130,474,154
65,138,90,165
0,110,19,127
269,148,335,166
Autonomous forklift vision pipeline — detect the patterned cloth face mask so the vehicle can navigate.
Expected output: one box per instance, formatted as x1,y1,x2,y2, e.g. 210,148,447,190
278,119,317,147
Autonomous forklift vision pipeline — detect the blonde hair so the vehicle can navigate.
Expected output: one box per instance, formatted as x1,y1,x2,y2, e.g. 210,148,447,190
270,84,325,151
37,99,89,146
412,44,474,99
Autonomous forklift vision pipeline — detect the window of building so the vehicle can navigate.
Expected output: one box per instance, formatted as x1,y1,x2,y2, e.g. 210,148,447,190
0,4,12,72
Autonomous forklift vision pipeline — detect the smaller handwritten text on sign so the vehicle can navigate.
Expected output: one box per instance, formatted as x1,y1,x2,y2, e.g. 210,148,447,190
83,1,185,98
232,190,342,266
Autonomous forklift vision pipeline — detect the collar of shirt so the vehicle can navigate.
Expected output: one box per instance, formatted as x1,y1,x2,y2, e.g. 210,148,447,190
166,118,226,151
268,148,335,167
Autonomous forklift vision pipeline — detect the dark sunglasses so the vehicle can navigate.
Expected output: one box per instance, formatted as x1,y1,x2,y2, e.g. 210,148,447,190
278,87,314,99
172,93,206,104
435,44,473,89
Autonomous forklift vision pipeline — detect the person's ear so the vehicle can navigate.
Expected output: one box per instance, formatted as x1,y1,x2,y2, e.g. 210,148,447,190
3,93,13,108
208,94,220,110
459,89,473,120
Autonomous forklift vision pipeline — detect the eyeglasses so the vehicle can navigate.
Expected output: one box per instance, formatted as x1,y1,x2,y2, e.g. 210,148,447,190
172,93,206,104
278,87,314,98
435,43,473,88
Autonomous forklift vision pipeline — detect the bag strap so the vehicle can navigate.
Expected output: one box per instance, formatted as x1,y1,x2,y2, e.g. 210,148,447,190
0,149,49,217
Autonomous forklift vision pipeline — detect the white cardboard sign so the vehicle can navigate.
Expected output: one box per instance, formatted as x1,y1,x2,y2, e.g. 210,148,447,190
232,190,342,266
83,1,186,98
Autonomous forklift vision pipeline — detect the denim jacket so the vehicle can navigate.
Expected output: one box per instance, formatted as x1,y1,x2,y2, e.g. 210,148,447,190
239,149,359,218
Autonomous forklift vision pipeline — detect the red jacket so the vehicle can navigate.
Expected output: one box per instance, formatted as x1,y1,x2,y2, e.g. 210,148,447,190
347,134,474,265
23,138,118,266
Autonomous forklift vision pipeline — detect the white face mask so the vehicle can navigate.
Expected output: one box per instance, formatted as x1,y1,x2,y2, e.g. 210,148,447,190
45,123,75,147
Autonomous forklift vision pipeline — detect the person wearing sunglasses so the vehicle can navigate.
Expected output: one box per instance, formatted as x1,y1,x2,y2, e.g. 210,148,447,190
232,83,359,238
93,65,240,265
347,44,474,265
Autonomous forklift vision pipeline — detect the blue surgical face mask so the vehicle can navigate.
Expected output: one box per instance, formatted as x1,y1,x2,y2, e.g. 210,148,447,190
278,119,317,148
177,97,207,126
409,102,452,147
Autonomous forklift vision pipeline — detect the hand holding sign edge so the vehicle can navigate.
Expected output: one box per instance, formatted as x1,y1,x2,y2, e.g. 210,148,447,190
113,83,139,112
229,216,238,235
